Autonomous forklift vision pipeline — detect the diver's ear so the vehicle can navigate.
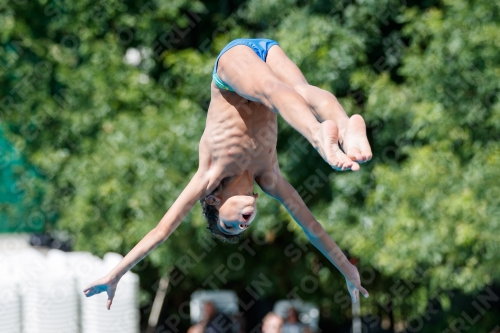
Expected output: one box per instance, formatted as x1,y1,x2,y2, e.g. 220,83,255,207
205,195,221,205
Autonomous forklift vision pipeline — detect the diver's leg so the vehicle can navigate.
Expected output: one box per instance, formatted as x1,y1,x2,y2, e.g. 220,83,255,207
217,45,358,171
266,46,372,162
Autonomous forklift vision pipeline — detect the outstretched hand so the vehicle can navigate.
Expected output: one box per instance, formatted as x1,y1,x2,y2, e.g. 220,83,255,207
83,274,119,310
344,264,369,303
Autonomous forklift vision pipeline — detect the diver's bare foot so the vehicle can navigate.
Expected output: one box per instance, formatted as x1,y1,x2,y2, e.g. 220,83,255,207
341,115,372,163
314,120,360,171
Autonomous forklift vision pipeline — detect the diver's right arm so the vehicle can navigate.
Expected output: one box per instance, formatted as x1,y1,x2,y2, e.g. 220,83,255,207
111,169,208,279
83,169,210,309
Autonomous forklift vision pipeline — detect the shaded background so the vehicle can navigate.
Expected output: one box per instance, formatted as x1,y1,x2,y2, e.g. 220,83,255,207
1,0,500,331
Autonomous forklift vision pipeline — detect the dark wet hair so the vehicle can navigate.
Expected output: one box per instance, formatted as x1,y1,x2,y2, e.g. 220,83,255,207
199,178,246,243
199,198,242,244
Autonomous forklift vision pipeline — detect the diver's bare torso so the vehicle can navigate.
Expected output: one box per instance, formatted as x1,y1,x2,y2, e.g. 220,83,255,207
199,82,278,189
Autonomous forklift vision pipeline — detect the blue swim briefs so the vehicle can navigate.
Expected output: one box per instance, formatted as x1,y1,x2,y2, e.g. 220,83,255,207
212,38,280,92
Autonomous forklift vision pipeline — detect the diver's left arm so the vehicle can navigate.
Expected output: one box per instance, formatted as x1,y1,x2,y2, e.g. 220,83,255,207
259,171,369,302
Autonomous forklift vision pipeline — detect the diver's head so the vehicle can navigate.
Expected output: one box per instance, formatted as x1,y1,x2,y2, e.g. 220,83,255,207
200,173,258,243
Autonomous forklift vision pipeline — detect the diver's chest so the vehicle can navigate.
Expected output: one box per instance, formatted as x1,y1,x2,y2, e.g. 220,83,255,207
210,104,278,164
220,129,277,171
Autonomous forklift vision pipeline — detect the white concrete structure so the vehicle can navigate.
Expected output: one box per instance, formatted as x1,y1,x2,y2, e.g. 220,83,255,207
0,275,21,333
0,234,139,333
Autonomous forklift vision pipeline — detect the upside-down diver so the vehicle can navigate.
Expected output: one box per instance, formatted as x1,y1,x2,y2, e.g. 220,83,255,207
84,38,372,309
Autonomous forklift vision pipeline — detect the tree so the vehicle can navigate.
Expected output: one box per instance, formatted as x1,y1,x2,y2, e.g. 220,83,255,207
2,0,499,331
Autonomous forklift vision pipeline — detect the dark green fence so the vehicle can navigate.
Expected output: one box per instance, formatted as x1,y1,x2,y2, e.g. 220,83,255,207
0,128,43,233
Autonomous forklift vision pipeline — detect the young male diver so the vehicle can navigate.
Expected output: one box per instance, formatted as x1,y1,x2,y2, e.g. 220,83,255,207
84,38,372,309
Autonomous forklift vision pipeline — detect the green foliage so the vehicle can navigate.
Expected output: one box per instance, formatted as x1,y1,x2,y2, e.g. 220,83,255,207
1,0,500,330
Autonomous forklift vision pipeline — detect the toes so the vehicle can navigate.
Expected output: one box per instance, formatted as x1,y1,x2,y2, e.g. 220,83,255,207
357,152,373,163
346,146,370,163
347,153,360,161
331,163,343,171
346,146,362,161
330,160,359,172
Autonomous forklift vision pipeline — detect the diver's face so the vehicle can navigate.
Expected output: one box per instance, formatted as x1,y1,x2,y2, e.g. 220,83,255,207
213,193,258,235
